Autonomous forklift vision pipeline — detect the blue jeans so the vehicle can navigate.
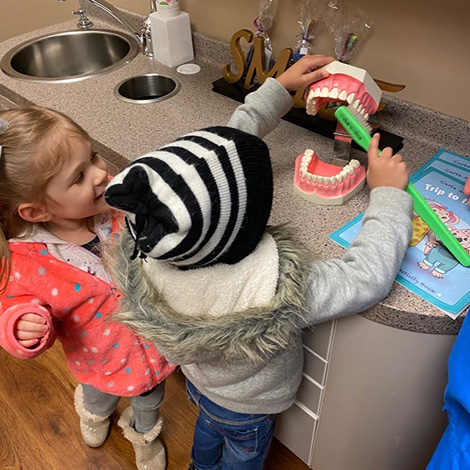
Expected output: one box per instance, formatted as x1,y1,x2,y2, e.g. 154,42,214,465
186,380,277,470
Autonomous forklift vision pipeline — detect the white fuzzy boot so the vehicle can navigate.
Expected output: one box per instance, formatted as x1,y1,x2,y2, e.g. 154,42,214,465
74,384,111,448
118,406,166,470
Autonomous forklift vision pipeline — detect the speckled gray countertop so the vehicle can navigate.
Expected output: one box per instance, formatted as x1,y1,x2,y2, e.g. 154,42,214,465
1,9,469,335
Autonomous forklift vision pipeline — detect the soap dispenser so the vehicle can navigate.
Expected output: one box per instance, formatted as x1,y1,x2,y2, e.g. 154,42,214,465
150,1,194,68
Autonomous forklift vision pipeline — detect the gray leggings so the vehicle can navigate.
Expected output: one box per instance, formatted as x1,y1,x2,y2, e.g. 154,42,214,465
81,381,165,434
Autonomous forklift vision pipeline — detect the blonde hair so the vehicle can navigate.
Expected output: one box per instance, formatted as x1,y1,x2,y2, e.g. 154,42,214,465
0,106,91,292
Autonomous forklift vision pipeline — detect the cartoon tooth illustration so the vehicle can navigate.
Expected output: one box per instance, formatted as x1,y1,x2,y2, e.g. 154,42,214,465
418,226,470,278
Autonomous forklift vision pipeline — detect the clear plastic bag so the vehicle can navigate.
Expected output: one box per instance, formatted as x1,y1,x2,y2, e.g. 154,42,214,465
246,0,279,72
323,0,372,63
292,0,324,63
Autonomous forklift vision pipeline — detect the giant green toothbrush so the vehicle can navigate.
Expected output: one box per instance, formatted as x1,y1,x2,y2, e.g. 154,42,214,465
335,105,470,267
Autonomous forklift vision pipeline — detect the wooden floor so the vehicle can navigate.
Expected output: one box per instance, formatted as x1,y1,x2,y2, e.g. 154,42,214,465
0,342,309,470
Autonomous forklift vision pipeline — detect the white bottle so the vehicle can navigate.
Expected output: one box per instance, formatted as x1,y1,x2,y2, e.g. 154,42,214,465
150,2,194,68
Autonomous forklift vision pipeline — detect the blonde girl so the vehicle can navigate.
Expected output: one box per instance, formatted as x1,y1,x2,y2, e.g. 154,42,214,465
0,107,174,470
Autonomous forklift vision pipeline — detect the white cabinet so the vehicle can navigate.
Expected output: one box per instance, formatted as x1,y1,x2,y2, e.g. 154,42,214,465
274,319,335,464
275,402,317,463
275,315,456,470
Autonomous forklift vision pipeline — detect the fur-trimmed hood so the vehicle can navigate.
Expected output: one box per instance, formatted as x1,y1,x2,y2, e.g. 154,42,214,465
105,226,313,364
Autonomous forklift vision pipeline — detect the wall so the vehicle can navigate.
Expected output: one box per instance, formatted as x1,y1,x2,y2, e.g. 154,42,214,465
1,0,469,121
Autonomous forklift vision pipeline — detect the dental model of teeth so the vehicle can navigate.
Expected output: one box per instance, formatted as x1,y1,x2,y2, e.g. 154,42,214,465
305,61,382,120
293,149,366,205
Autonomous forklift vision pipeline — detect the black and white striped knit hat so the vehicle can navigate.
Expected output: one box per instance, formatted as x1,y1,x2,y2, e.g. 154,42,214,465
104,126,273,269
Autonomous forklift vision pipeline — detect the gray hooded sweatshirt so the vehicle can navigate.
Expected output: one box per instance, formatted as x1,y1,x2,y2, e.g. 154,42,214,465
106,78,413,415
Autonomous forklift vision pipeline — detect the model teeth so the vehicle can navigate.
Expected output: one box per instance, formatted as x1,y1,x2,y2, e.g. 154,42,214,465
305,84,371,117
300,151,362,185
301,149,314,168
329,88,339,99
307,102,317,115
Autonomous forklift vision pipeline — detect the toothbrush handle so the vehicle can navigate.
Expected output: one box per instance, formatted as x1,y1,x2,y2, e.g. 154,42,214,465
406,183,470,266
334,105,470,266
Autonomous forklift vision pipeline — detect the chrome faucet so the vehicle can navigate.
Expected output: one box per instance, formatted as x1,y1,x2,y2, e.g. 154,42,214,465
59,0,155,57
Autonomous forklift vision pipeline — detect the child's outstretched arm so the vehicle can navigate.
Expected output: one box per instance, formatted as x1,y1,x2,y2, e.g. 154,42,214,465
301,136,412,327
228,54,334,138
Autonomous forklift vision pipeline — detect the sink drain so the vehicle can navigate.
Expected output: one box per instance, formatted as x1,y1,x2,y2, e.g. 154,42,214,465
114,74,180,104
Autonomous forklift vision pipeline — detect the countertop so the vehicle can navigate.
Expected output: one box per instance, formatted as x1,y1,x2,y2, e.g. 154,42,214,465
1,9,469,335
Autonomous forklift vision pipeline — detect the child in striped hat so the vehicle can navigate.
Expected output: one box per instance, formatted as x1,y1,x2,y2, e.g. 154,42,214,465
104,55,413,470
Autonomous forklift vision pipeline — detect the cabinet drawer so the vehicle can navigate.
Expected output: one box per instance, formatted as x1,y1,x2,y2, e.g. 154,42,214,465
275,402,317,465
303,348,327,385
296,375,322,415
303,320,334,360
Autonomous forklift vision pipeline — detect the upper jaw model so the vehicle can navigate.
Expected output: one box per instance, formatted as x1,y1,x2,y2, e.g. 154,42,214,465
305,60,382,121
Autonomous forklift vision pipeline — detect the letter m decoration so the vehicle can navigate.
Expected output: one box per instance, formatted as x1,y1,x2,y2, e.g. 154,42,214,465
223,29,292,90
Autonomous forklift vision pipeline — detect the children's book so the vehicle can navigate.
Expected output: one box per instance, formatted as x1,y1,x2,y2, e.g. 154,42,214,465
330,149,470,319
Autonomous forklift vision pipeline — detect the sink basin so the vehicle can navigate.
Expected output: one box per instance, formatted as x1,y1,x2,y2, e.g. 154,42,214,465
1,29,140,83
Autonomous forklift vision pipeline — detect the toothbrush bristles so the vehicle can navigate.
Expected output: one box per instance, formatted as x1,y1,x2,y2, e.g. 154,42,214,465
347,106,373,134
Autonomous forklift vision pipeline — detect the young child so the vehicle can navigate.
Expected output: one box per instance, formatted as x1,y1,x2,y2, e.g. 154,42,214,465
0,107,176,470
103,55,413,470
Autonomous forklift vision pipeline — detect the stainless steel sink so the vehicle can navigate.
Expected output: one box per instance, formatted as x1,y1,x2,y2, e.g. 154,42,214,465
1,29,140,83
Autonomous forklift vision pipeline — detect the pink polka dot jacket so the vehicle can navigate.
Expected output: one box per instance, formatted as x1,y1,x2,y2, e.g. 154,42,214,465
0,211,176,397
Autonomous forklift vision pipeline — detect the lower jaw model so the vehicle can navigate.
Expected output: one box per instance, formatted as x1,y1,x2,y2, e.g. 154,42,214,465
293,61,381,205
293,149,366,205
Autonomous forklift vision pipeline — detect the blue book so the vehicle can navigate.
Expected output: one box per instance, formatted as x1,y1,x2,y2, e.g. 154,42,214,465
329,149,470,319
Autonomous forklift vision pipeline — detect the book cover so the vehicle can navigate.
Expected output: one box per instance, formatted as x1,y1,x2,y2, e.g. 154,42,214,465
329,149,470,319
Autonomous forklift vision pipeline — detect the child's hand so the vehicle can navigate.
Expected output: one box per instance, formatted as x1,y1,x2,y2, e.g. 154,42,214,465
367,133,409,191
464,177,470,196
276,54,335,92
14,313,48,348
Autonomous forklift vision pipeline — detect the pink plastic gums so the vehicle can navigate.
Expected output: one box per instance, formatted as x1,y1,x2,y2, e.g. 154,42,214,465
293,150,366,205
